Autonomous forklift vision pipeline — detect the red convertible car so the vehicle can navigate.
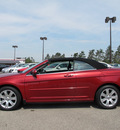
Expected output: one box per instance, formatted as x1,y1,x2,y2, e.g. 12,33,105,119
0,58,120,110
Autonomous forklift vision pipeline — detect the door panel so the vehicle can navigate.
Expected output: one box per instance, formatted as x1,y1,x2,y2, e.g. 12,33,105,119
25,71,76,101
75,70,101,99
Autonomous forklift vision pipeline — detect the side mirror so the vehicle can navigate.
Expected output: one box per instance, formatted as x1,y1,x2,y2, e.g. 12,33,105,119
31,69,37,77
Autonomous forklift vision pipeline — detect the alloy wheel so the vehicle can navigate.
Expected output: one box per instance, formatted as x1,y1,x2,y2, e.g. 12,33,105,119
100,88,118,107
0,90,17,109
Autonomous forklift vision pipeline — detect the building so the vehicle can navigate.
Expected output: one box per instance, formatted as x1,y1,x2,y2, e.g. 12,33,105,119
0,58,25,65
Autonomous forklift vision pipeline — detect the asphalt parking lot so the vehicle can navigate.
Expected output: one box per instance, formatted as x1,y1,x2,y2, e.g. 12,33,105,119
0,103,120,130
0,72,120,130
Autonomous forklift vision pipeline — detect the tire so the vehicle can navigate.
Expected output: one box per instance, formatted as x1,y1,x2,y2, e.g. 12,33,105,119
95,85,120,109
0,86,21,111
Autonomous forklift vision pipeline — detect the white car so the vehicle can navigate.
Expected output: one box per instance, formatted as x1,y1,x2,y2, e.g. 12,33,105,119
99,61,113,68
8,64,25,73
10,63,36,73
111,63,120,68
2,64,18,73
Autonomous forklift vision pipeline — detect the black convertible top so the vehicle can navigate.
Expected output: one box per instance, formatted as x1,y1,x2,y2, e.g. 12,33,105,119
48,57,108,69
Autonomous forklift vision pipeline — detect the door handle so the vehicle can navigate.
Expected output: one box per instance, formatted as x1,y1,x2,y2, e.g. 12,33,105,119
64,74,74,77
67,74,73,77
64,74,68,77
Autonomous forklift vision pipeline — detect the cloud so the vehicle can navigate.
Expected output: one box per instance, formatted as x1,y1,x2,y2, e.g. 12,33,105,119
0,0,120,61
0,0,109,38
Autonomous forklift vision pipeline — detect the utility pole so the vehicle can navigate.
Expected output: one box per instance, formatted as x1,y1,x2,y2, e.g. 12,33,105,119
40,37,47,61
105,17,116,63
12,45,18,64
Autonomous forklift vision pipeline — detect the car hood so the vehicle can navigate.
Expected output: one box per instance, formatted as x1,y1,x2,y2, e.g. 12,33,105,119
0,73,20,78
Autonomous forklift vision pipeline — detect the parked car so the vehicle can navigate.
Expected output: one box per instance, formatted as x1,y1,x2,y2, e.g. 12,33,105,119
18,63,36,73
2,65,15,73
2,64,25,73
9,63,26,73
111,63,120,68
1,57,120,111
0,64,10,71
99,61,113,68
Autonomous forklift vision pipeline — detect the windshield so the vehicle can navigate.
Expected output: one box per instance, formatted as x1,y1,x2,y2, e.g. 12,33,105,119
15,64,25,67
21,63,39,73
21,64,29,67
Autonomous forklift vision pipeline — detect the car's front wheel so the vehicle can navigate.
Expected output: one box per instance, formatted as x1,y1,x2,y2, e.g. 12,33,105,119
0,86,21,111
96,85,120,109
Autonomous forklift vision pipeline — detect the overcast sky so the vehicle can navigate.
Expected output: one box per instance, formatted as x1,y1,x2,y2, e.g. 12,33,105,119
0,0,120,62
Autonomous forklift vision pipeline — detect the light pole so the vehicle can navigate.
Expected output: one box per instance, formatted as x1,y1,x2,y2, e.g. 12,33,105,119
12,45,18,64
105,17,116,63
40,37,47,61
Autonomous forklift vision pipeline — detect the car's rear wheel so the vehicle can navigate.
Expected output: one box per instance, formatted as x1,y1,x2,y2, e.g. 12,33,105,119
96,85,120,109
0,87,21,111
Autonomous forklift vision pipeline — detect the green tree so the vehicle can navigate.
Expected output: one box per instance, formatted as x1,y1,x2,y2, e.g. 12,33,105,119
50,52,65,58
104,46,114,63
95,49,104,61
45,54,51,60
73,53,79,57
87,49,95,60
113,45,120,63
25,57,35,63
54,52,61,58
51,55,55,58
79,51,86,58
61,54,65,58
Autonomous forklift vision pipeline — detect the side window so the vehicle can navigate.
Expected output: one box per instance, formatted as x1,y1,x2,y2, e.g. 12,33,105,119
74,60,95,71
36,61,73,74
